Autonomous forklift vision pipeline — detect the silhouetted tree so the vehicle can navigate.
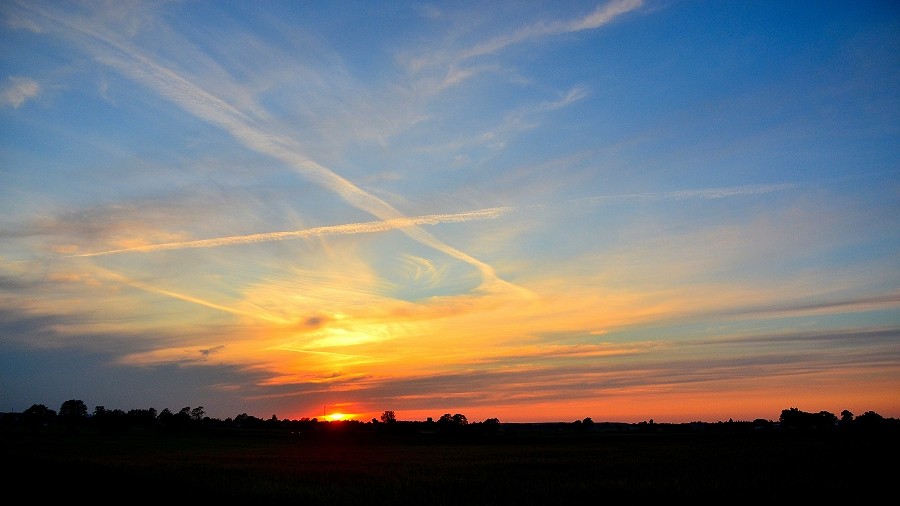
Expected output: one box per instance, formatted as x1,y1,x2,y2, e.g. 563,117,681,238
190,406,205,421
480,417,501,435
780,408,801,426
818,410,838,427
380,410,396,423
60,399,87,418
436,413,468,434
23,403,56,429
166,407,191,429
234,412,264,428
575,417,594,432
93,405,129,433
855,410,885,432
157,407,188,431
59,399,87,430
126,407,157,428
779,407,837,431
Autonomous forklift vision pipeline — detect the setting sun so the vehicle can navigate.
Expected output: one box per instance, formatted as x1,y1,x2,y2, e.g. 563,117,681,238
327,413,350,421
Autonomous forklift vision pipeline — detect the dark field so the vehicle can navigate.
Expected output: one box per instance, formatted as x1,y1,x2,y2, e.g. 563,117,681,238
3,427,895,503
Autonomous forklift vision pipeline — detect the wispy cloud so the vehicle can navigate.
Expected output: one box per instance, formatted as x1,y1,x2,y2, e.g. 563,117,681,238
460,0,644,60
476,86,591,149
6,0,896,424
402,0,643,98
88,267,292,325
398,254,444,288
571,183,797,205
280,322,900,414
570,0,646,31
74,207,514,257
536,86,591,112
14,1,523,295
1,76,40,108
71,183,792,258
715,292,900,319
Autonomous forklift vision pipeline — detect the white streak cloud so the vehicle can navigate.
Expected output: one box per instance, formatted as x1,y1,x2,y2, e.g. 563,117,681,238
17,1,521,294
75,207,515,257
573,183,796,204
461,0,643,60
1,76,40,108
74,183,792,258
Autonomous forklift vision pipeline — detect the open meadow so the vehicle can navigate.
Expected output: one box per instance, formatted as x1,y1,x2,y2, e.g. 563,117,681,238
4,424,895,503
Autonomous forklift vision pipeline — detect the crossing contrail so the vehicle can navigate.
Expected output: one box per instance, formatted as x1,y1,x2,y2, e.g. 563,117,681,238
73,207,514,257
18,1,516,293
73,183,792,258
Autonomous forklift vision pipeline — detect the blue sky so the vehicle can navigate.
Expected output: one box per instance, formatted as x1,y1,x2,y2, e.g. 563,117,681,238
1,0,898,423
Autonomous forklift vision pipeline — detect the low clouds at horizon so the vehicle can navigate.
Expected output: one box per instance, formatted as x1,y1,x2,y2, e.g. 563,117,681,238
1,0,898,423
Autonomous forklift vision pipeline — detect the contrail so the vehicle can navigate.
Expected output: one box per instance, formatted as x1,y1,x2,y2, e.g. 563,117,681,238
73,207,514,257
21,1,788,296
461,0,643,59
570,183,796,205
73,183,792,258
16,1,518,294
88,267,292,324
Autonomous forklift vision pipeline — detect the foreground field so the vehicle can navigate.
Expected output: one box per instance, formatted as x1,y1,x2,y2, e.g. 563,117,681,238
4,427,895,502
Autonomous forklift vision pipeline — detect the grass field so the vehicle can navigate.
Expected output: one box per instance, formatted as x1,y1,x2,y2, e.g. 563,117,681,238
3,427,895,503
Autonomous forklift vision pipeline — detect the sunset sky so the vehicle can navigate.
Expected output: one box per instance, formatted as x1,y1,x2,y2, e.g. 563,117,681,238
1,0,898,424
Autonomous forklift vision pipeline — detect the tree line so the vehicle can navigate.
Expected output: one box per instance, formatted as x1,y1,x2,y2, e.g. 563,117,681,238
2,400,495,436
2,400,898,436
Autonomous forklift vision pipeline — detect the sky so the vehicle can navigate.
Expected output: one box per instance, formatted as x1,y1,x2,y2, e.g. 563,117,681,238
1,0,898,424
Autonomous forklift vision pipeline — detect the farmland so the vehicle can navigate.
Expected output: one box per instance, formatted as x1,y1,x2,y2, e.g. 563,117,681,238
4,423,895,502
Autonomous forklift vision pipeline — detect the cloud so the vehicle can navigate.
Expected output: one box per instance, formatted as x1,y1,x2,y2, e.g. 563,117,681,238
270,322,900,414
688,326,900,348
399,254,443,287
9,202,192,252
68,183,792,259
1,76,40,108
570,0,645,31
402,1,643,96
714,292,900,320
571,183,796,205
477,85,591,148
199,345,224,357
74,206,514,257
536,86,590,112
304,315,328,329
14,1,525,295
84,267,292,325
461,0,644,60
3,6,43,33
